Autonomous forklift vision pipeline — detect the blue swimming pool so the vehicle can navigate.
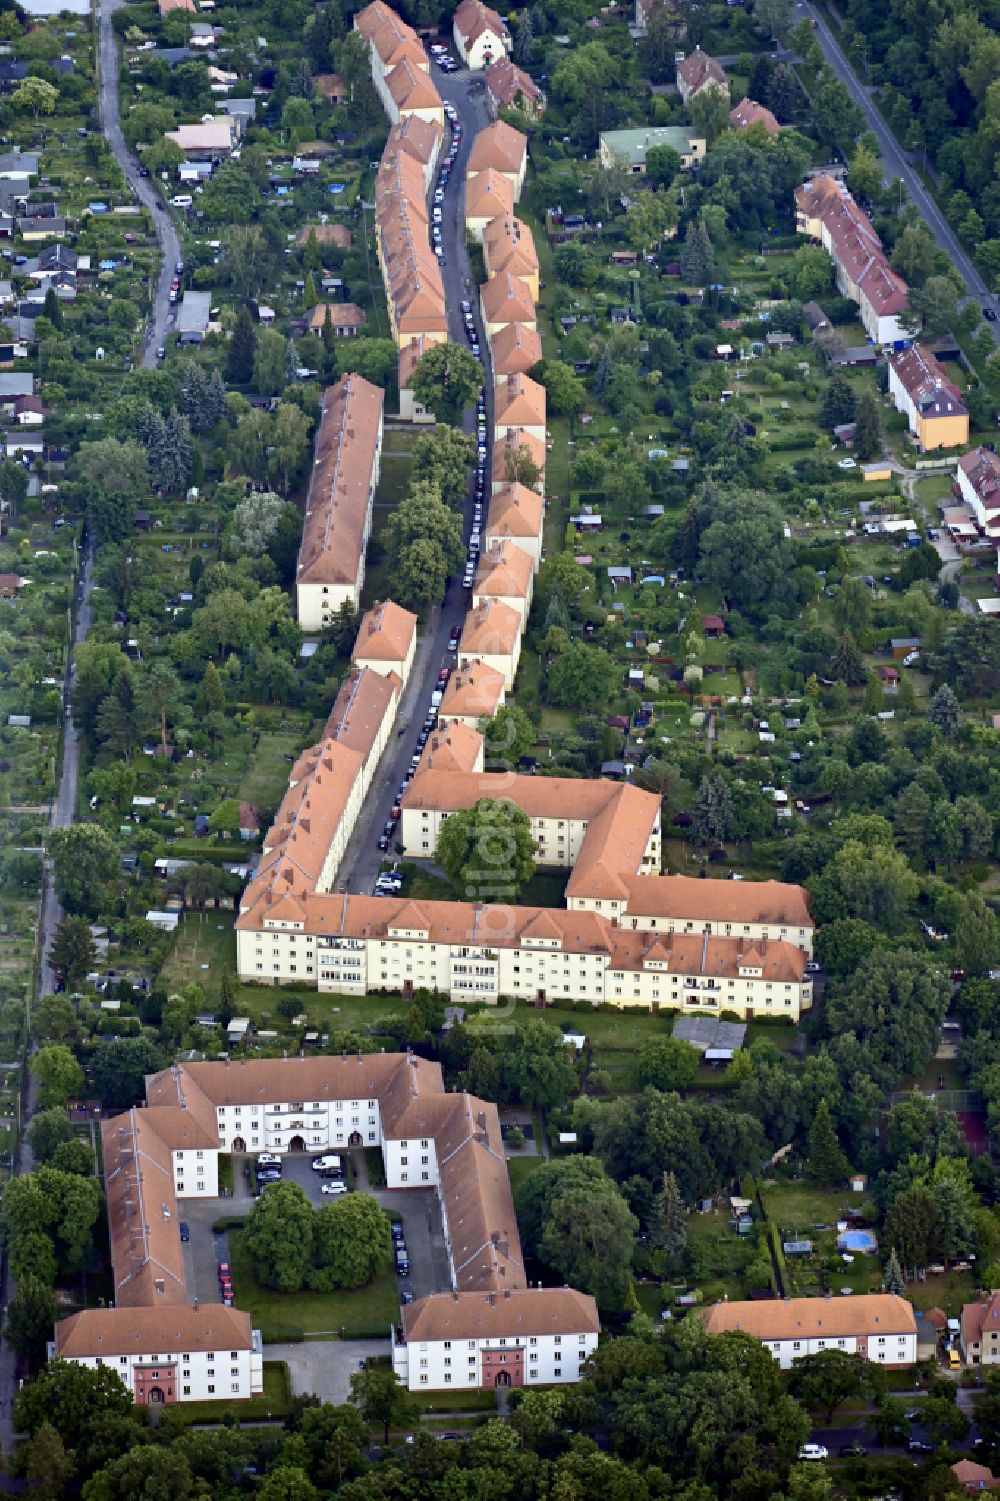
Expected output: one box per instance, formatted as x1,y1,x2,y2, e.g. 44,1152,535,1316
838,1230,877,1252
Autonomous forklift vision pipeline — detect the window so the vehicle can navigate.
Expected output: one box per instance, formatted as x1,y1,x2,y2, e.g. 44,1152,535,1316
231,1382,240,1393
207,1384,215,1394
183,1385,190,1396
420,1375,428,1385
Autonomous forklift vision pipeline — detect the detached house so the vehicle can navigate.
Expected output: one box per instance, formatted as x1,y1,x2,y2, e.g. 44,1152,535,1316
729,98,779,135
484,59,545,119
888,344,968,451
453,0,509,69
676,48,728,104
956,447,1000,540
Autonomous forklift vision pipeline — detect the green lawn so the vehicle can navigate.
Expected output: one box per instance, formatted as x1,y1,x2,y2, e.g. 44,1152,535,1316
239,730,310,814
229,1232,398,1340
759,1182,857,1230
158,916,236,1000
506,1154,545,1199
163,1361,292,1424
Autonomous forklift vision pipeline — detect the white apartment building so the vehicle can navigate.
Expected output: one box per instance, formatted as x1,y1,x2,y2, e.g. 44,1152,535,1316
393,1289,600,1392
703,1295,918,1370
52,1308,263,1405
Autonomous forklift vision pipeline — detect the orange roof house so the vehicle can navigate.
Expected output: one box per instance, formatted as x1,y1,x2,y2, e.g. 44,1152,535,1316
729,98,779,135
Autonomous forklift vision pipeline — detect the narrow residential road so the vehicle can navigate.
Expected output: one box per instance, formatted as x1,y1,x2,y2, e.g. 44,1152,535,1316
97,0,180,366
796,0,1000,338
337,68,494,898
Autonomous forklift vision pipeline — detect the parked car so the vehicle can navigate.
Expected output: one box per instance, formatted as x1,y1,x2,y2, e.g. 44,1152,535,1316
797,1445,828,1462
322,1181,349,1196
839,1442,867,1457
179,1221,190,1242
908,1440,934,1454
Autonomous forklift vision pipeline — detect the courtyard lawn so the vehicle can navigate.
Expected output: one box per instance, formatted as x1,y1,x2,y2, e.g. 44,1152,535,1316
759,1181,858,1231
164,1361,292,1424
229,1232,398,1340
506,1154,544,1199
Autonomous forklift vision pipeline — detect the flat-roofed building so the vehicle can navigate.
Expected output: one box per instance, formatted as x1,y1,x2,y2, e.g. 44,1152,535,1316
295,373,384,627
598,124,706,174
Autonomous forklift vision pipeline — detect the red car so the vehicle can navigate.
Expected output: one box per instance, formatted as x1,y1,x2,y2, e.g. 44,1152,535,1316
217,1260,231,1281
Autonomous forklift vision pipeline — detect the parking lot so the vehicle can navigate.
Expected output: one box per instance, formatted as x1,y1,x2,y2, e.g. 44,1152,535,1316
179,1151,453,1318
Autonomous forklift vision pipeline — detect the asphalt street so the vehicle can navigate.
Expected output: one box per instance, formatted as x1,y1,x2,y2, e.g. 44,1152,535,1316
796,0,1000,337
98,0,180,367
337,65,495,897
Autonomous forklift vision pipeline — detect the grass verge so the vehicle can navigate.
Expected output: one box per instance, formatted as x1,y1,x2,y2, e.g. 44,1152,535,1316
162,1361,292,1424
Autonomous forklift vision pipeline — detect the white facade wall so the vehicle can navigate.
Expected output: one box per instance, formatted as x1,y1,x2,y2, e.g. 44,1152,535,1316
214,1095,383,1153
457,642,519,688
172,1148,219,1199
68,1341,263,1402
761,1329,916,1371
393,1326,598,1391
355,636,416,688
887,361,918,436
382,1133,440,1188
454,23,508,69
482,525,542,566
401,805,658,867
493,418,544,446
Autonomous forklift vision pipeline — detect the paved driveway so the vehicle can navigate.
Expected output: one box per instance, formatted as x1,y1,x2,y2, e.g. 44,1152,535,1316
267,1339,390,1405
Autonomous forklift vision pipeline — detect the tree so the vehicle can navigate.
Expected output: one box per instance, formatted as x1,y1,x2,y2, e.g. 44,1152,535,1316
955,895,1000,978
698,490,793,618
633,1036,700,1092
89,1035,167,1109
680,216,714,284
75,438,149,544
0,456,28,524
788,244,834,302
410,342,482,423
820,372,857,428
12,76,57,115
536,1162,638,1311
30,1045,84,1109
806,1099,849,1185
32,994,81,1045
830,630,865,686
48,915,96,991
652,1170,688,1263
28,1108,75,1166
257,1469,320,1501
549,645,615,709
645,142,682,188
625,188,679,253
690,87,731,144
14,1360,135,1449
230,491,287,556
436,797,536,902
227,306,257,384
383,482,464,604
929,683,960,738
310,1194,391,1291
21,1423,73,1501
788,1349,864,1422
481,704,536,769
862,669,884,715
411,424,476,510
349,1368,416,1445
884,1246,906,1295
852,390,882,461
923,1395,969,1445
690,774,735,848
243,1181,316,1291
5,1276,56,1357
907,274,959,337
871,1395,910,1447
755,0,793,38
530,358,586,417
254,329,290,397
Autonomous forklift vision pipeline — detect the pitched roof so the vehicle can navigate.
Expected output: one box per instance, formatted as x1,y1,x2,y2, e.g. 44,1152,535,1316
386,59,442,113
473,539,535,599
677,47,727,94
495,371,546,427
486,482,544,540
963,1290,1000,1346
465,167,515,222
890,344,967,418
490,321,543,375
483,215,539,276
102,1110,188,1310
296,373,384,588
439,659,506,717
459,599,522,655
959,446,1000,512
55,1305,254,1358
484,58,543,110
608,930,805,981
353,599,418,664
702,1294,916,1341
403,1287,599,1342
493,427,545,478
454,0,509,48
480,270,536,328
623,872,813,928
145,1054,444,1113
417,721,484,774
307,302,366,332
467,120,527,177
729,98,779,135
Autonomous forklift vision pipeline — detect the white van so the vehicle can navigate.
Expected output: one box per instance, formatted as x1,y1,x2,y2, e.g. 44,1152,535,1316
311,1154,342,1172
170,194,193,209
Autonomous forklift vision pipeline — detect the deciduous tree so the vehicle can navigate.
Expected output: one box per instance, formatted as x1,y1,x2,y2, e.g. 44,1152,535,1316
436,797,536,902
